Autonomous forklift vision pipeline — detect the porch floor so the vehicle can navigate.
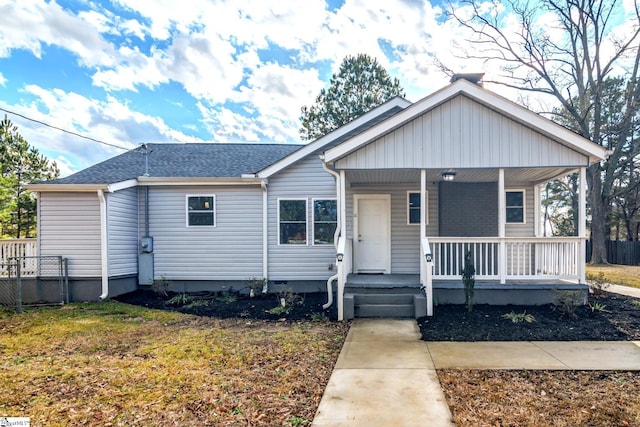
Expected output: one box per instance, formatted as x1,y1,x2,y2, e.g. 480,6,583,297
346,273,579,288
345,274,587,311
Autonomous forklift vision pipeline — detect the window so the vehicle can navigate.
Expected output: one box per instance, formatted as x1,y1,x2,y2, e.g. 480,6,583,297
313,199,337,245
279,199,307,244
407,191,428,225
506,190,525,223
187,195,215,226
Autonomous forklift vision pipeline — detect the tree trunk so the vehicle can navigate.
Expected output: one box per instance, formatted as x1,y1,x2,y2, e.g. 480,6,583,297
587,164,608,263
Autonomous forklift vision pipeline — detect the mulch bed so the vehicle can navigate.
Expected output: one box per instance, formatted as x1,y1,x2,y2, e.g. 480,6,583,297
115,290,338,321
116,289,640,341
418,292,640,341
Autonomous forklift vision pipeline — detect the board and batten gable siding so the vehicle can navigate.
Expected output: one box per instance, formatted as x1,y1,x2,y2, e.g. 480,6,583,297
268,156,337,281
146,186,263,281
345,183,439,275
38,192,101,277
107,188,138,277
335,95,589,170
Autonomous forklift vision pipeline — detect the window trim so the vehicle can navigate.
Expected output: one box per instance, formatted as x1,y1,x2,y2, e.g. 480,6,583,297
407,190,429,225
505,189,526,224
277,198,308,246
312,198,337,246
185,194,216,228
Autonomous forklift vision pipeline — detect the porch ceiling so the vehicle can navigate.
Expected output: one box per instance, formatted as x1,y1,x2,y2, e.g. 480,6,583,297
345,167,577,185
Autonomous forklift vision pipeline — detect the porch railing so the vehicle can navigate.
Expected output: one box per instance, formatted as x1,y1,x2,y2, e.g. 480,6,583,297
1,239,38,277
429,237,582,281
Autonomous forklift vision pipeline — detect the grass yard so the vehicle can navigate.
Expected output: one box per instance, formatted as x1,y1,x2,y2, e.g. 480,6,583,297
586,264,640,289
0,301,349,426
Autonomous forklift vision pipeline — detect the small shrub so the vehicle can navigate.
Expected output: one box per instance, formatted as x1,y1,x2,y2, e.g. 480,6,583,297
266,288,301,316
460,250,475,313
552,290,583,318
310,312,328,322
502,311,536,323
215,291,238,303
151,275,171,297
165,293,194,306
248,277,268,297
630,300,640,309
586,271,610,297
589,301,609,312
184,299,211,309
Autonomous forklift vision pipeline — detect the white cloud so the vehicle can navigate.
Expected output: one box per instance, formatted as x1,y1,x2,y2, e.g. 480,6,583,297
1,85,201,174
0,1,117,67
0,72,5,86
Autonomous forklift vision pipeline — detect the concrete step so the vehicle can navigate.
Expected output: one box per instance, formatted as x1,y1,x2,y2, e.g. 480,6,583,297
355,293,414,305
356,304,415,318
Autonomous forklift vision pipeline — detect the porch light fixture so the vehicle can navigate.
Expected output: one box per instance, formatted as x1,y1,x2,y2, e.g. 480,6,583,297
442,170,456,181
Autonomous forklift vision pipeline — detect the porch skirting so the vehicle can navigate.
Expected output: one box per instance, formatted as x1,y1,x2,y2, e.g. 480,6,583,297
433,281,588,306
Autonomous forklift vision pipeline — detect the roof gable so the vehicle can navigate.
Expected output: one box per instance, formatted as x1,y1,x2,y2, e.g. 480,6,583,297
257,96,411,178
324,79,607,165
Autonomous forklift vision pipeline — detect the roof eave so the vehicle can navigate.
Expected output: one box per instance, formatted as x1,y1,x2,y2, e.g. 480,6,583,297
256,96,412,178
137,176,265,186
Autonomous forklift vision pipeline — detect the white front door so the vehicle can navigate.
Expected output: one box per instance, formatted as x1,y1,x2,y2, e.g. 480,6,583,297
354,195,391,273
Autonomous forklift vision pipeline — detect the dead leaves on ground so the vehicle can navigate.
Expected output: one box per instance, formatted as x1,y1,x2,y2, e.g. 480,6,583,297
438,370,640,427
0,304,349,426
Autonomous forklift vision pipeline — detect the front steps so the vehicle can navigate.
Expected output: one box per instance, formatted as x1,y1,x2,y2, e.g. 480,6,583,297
343,275,426,319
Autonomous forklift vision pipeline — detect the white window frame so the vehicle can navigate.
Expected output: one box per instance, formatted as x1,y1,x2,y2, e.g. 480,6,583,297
186,194,216,227
312,198,337,246
505,189,526,224
277,198,308,246
407,191,429,225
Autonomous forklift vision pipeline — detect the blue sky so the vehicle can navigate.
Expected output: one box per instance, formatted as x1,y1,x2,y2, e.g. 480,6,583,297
0,0,635,176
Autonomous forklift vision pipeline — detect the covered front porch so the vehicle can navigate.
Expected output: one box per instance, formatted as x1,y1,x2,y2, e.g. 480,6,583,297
327,166,588,320
318,79,606,320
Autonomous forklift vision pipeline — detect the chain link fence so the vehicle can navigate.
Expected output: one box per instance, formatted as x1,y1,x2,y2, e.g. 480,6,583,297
0,256,69,313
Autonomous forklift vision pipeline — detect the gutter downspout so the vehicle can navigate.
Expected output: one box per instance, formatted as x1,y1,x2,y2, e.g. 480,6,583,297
97,189,109,300
321,160,341,310
261,180,269,294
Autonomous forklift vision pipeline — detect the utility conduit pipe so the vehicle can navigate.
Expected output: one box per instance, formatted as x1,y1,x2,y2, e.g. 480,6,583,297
321,160,341,309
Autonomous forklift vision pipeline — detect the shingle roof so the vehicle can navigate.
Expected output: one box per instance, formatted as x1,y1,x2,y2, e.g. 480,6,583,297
42,143,304,185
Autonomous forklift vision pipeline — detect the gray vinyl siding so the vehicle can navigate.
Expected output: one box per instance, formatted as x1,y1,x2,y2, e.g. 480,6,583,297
107,188,138,276
345,183,439,275
39,192,101,277
147,186,263,281
268,156,337,281
335,95,589,170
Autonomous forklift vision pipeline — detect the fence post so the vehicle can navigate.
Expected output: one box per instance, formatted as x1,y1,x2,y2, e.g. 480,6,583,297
16,261,22,314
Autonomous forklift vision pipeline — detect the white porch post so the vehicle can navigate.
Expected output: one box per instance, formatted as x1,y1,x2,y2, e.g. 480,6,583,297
420,169,432,315
420,170,426,245
337,170,347,320
498,168,506,284
578,166,587,283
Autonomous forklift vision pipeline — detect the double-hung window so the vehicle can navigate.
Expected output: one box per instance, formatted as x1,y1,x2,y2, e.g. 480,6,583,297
407,191,428,225
279,199,307,244
505,190,525,223
187,195,215,226
313,199,337,245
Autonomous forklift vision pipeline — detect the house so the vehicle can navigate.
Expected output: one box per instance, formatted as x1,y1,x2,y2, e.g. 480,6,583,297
27,77,607,320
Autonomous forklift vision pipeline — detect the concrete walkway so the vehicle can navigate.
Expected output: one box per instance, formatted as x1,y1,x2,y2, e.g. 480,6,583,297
607,283,640,299
312,319,454,427
313,316,640,426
